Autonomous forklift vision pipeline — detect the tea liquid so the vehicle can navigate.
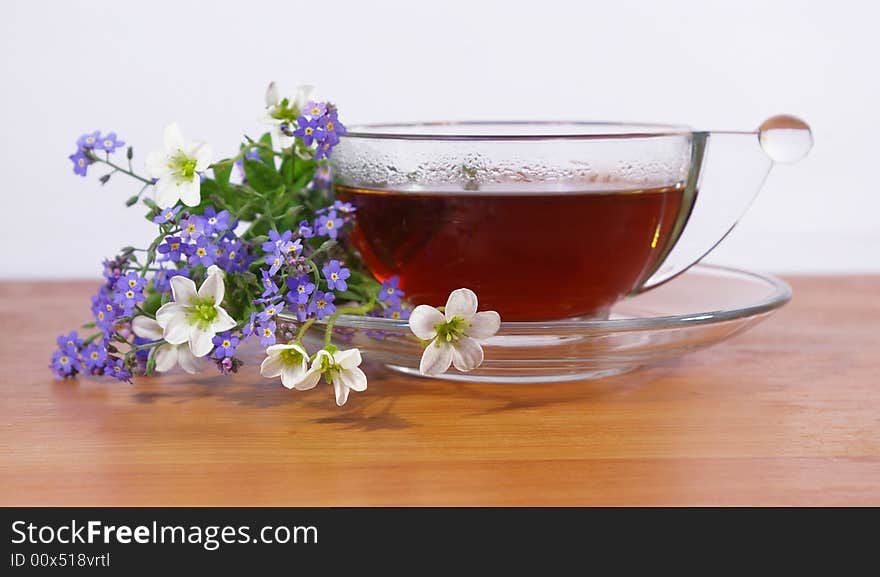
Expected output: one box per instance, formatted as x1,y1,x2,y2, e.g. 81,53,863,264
337,184,692,321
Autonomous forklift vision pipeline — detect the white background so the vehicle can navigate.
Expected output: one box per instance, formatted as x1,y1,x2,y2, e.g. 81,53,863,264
1,0,877,278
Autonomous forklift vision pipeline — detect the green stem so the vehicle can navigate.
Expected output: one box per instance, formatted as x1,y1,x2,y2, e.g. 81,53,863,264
207,142,275,170
82,331,106,346
322,293,378,347
129,341,162,352
296,318,317,342
94,157,152,185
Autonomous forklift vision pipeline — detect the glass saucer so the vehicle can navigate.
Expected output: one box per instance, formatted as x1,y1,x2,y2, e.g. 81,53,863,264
287,264,790,383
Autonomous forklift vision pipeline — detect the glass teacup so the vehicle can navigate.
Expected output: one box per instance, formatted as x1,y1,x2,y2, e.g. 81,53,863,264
331,119,811,321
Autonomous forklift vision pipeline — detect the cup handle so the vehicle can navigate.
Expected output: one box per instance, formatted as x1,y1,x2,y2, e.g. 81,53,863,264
639,116,812,291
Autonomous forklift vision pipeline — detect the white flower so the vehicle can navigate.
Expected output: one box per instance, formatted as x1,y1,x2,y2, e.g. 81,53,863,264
263,82,315,150
154,265,236,358
146,122,213,208
409,288,501,376
260,343,311,390
316,348,368,406
265,345,367,406
131,316,202,374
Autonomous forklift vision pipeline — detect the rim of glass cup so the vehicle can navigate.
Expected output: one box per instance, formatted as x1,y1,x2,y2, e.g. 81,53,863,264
279,264,791,336
342,120,694,141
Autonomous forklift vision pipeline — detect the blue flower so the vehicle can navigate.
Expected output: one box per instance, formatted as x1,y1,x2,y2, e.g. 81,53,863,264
293,116,320,147
212,332,239,359
261,229,294,255
332,199,354,214
319,109,346,145
258,320,277,347
91,291,118,334
82,342,108,372
298,220,314,239
264,251,284,275
322,259,350,292
69,150,90,177
314,139,334,160
201,207,230,235
285,275,315,305
217,239,249,273
152,206,182,224
260,268,279,297
308,290,335,320
293,302,309,322
305,101,327,118
76,131,101,149
382,301,411,321
285,237,302,257
113,272,146,313
102,257,125,284
258,301,281,323
94,132,126,153
188,236,217,267
314,210,343,239
157,236,191,261
56,331,83,354
180,216,205,240
311,165,332,188
50,349,80,379
379,276,404,305
241,312,258,342
107,357,132,383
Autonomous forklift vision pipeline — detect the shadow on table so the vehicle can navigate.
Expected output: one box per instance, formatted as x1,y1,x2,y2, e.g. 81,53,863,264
122,359,680,430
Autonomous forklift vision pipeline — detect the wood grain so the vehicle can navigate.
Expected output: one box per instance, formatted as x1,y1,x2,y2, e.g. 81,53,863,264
1,277,878,506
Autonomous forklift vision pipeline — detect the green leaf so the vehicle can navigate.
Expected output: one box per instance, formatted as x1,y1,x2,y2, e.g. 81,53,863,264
243,158,281,192
145,347,157,376
280,155,295,185
213,161,233,190
198,179,220,207
258,133,276,171
142,290,163,316
294,158,316,180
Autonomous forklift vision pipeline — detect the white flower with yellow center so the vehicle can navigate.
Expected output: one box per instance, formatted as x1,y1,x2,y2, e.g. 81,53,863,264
154,265,236,357
262,345,367,406
309,348,368,406
131,316,202,374
146,122,213,208
260,343,311,389
263,82,314,150
408,288,501,376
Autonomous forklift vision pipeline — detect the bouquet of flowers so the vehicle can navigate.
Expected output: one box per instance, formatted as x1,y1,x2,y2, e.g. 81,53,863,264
51,83,501,405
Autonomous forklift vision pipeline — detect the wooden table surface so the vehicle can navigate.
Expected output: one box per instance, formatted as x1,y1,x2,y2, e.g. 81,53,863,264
1,277,878,506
